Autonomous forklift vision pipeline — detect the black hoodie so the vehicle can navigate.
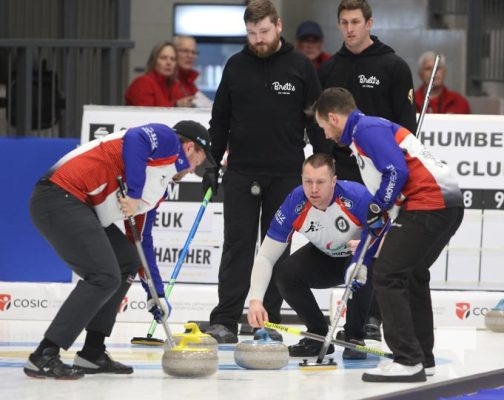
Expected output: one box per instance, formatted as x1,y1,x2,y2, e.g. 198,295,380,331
319,36,416,181
209,38,331,176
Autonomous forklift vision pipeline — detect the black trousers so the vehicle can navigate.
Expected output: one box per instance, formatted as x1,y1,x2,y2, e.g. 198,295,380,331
373,207,464,366
276,242,373,340
209,170,300,334
29,182,140,350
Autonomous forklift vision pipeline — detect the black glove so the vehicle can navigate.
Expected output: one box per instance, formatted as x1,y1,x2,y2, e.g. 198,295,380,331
202,166,219,197
367,202,386,231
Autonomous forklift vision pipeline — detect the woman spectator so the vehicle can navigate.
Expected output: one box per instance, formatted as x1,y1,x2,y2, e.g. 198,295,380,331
125,41,194,107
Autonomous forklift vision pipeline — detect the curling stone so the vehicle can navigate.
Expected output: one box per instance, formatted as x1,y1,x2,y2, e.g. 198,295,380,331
484,299,504,332
234,328,289,370
173,322,218,354
162,335,218,378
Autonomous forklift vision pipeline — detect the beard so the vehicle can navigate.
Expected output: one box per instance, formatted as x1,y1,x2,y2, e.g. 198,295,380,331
248,35,281,58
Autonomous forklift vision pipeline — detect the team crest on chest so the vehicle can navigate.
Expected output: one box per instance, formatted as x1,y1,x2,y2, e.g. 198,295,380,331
335,216,349,232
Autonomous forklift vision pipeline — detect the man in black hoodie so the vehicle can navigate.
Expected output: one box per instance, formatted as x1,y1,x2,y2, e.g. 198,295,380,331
202,0,331,344
318,0,417,344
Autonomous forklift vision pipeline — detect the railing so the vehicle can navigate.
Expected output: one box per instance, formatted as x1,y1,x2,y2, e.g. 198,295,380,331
0,39,134,137
428,0,504,96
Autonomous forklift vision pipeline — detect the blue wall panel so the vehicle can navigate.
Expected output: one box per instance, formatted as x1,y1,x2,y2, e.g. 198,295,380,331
0,138,79,282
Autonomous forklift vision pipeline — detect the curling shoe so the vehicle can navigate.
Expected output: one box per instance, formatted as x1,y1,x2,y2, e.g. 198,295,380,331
73,351,133,374
342,338,367,360
364,317,382,341
362,361,426,382
204,324,238,344
288,338,334,357
424,361,436,376
24,347,84,379
253,327,283,342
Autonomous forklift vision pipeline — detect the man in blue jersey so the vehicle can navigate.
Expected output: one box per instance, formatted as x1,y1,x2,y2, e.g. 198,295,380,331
313,87,464,382
26,121,213,379
247,153,386,358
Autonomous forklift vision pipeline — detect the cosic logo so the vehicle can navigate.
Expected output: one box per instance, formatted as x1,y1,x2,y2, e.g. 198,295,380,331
0,294,49,311
116,298,153,314
0,294,12,311
455,302,488,320
128,300,150,311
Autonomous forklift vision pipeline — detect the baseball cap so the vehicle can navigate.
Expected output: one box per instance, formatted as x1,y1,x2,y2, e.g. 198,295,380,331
296,21,324,40
173,120,217,167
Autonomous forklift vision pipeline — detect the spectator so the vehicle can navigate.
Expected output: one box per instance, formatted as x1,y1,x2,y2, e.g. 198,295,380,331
313,86,464,382
201,0,331,344
319,0,417,340
174,35,213,107
125,41,194,107
415,51,471,114
174,35,200,97
295,20,331,69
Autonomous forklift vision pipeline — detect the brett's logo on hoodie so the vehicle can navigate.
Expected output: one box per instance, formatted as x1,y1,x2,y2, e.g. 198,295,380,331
272,81,296,95
358,74,380,89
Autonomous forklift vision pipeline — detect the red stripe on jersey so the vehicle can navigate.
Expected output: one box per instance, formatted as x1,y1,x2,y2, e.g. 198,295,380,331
394,127,410,144
147,155,178,166
401,156,447,210
335,197,362,226
292,202,312,232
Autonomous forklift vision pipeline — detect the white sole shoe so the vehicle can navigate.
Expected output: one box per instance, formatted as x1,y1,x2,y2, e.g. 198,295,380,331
362,362,426,383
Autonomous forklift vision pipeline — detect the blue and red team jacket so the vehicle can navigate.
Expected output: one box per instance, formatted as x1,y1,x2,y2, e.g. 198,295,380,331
48,123,190,297
339,110,463,214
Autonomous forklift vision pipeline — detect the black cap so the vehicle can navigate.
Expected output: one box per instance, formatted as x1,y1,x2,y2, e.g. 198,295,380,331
173,120,217,167
296,21,324,40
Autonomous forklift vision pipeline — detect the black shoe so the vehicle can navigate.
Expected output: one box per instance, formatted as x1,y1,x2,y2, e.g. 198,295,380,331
73,351,133,374
288,338,334,357
342,339,367,360
204,324,238,344
253,328,283,342
335,330,345,341
24,347,84,380
364,317,382,341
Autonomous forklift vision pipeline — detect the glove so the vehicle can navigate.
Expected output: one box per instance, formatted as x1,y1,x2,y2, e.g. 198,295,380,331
202,166,219,197
367,202,386,232
147,297,172,323
344,262,368,293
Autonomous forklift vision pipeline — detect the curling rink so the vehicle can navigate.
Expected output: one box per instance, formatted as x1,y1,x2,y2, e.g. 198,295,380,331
1,319,504,400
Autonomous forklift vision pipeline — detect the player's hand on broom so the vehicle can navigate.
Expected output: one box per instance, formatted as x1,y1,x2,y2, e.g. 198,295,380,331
344,262,368,293
247,299,268,328
147,296,172,323
118,195,141,217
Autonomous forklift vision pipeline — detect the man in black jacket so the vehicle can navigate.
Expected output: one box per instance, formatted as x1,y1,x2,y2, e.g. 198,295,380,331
318,0,417,341
202,0,331,344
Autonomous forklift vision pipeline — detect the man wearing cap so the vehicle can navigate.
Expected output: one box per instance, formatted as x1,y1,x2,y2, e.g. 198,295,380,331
295,20,331,70
25,121,213,379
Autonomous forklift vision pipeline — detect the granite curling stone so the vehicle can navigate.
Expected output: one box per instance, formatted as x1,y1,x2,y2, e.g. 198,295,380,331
162,335,218,378
484,299,504,332
234,328,289,370
173,322,218,354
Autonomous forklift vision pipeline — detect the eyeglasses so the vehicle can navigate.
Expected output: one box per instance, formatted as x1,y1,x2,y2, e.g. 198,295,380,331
177,48,199,56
